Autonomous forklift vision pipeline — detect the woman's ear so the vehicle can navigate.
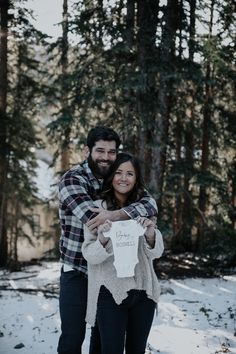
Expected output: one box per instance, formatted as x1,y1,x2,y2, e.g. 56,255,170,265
84,146,90,159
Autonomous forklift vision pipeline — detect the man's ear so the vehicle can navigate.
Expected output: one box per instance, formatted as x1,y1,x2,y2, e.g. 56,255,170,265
84,146,90,159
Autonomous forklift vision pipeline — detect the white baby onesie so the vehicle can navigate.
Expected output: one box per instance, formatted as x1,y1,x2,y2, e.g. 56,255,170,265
103,220,146,278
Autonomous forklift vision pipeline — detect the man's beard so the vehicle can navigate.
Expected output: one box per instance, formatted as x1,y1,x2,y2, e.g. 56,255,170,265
88,155,112,179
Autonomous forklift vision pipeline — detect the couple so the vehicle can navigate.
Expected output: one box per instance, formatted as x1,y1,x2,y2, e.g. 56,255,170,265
57,126,164,354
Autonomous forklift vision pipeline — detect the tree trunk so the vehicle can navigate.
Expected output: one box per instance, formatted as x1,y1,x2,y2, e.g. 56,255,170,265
196,0,215,252
230,157,236,230
151,0,179,212
172,0,184,249
182,103,195,248
188,0,196,61
181,0,196,250
0,0,9,266
60,0,71,172
172,113,183,244
126,0,135,48
136,0,159,189
121,0,137,153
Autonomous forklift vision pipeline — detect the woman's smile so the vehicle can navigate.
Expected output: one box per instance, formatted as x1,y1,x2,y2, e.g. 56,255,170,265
112,161,136,199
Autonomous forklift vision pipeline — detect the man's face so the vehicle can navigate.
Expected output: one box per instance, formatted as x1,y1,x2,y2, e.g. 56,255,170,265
88,140,117,178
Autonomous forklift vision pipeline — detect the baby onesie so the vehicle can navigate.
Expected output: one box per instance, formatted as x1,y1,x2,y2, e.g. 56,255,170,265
103,220,146,278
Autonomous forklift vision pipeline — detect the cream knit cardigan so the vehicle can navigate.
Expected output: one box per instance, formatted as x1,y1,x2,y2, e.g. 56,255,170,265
82,202,164,326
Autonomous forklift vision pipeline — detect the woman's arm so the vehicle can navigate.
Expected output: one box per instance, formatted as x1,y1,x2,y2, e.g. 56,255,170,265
143,228,164,260
82,224,113,265
136,217,164,259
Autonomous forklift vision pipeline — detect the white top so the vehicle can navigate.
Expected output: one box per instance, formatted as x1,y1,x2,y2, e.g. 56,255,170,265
82,200,164,326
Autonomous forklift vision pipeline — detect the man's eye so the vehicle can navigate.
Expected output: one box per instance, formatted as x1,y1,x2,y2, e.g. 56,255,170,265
109,151,116,155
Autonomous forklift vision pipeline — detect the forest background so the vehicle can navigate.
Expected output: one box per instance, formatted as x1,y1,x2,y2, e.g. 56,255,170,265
0,0,235,271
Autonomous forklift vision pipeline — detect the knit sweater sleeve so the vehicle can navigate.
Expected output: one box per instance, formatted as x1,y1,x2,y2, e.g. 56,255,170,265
143,229,164,260
82,225,113,265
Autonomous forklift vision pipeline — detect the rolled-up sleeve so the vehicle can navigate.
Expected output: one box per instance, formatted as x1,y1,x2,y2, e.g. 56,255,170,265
122,190,158,219
143,229,164,260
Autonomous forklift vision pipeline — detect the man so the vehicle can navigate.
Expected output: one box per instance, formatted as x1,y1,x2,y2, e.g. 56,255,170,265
57,126,157,354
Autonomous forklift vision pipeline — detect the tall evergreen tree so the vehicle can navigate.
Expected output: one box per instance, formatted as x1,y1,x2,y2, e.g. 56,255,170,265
150,0,179,209
0,0,10,266
60,0,71,172
0,0,49,266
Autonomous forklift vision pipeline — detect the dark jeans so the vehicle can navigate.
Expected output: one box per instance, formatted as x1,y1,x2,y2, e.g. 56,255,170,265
57,269,101,354
97,286,156,354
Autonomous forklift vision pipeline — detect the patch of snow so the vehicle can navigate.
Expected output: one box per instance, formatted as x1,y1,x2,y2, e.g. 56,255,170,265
0,262,235,354
35,150,53,165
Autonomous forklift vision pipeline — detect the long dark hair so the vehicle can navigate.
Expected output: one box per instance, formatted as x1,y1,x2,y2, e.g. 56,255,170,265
101,152,145,210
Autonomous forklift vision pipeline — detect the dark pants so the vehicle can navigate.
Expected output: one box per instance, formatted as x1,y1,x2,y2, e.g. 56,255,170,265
57,269,101,354
97,286,156,354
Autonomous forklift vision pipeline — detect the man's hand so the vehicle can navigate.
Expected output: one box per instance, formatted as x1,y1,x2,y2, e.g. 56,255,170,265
87,208,115,232
87,207,129,232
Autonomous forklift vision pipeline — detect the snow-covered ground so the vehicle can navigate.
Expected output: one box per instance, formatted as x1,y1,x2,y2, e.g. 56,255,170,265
0,262,235,354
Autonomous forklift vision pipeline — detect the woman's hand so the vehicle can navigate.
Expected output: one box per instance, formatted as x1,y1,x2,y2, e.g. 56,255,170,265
97,220,112,246
136,217,156,248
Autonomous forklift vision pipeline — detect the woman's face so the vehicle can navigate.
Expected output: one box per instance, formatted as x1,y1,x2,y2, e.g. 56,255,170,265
112,161,137,198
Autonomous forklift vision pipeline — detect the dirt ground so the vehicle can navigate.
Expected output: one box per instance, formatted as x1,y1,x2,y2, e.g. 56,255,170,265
155,251,236,279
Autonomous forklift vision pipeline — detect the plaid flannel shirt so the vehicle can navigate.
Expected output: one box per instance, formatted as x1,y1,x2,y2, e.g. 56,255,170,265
59,160,158,276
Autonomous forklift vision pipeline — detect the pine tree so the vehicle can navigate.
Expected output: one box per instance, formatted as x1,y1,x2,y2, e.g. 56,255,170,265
0,0,49,267
0,0,10,266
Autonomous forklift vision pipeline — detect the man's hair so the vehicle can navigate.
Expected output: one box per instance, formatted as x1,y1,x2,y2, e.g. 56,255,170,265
86,126,121,151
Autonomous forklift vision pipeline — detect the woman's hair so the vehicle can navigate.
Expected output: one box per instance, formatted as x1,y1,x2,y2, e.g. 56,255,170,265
101,152,146,210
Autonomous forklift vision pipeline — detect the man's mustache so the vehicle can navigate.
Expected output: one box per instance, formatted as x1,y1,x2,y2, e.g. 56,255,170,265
97,160,112,164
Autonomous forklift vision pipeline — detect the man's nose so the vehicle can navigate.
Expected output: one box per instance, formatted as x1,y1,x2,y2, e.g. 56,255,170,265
101,152,109,160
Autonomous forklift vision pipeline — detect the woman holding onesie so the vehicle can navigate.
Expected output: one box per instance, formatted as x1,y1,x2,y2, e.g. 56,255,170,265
82,152,164,354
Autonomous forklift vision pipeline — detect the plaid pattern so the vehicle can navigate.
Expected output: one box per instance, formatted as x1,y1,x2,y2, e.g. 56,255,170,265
59,160,158,276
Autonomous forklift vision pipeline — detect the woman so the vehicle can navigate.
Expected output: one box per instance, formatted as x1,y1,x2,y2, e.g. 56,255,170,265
82,152,164,354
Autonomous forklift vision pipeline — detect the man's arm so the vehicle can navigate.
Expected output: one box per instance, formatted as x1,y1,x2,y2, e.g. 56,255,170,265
87,190,157,231
86,208,128,231
122,190,157,219
59,172,99,224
